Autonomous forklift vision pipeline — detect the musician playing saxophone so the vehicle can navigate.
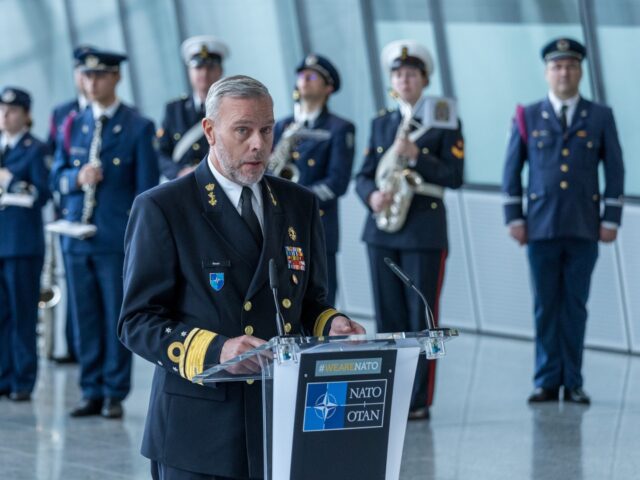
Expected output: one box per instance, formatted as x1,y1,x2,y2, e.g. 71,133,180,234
273,54,355,304
355,40,464,421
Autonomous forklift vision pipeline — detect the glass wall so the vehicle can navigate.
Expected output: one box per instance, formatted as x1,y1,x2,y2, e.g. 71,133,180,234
594,0,640,196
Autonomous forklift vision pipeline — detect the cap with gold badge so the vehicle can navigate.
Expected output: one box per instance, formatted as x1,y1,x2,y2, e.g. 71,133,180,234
77,48,127,73
0,86,31,111
381,39,435,77
541,38,587,63
181,35,230,68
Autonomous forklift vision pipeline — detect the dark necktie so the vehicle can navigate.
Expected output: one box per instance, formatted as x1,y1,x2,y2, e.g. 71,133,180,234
559,105,568,131
240,186,263,247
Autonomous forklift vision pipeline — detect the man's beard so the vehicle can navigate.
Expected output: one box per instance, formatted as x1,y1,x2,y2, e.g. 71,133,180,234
214,141,266,186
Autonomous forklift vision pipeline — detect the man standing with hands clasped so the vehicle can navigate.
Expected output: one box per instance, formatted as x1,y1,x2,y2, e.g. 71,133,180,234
502,38,624,405
119,75,364,480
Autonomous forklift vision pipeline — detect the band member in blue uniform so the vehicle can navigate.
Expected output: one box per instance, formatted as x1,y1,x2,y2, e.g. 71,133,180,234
119,75,364,479
157,36,229,180
0,87,51,401
50,49,159,418
46,45,95,364
273,54,355,304
502,38,624,405
356,40,464,420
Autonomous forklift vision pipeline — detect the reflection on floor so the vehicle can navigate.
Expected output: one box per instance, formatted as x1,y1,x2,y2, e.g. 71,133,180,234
1,332,638,479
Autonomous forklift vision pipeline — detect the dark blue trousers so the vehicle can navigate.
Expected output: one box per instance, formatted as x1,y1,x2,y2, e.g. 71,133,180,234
151,461,257,480
527,238,598,390
367,246,446,408
0,256,43,393
65,253,131,400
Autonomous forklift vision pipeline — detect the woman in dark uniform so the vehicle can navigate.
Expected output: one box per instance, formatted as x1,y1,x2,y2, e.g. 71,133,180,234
0,86,51,401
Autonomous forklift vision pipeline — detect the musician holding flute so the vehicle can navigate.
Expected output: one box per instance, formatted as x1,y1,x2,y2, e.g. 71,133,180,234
50,48,159,419
355,40,464,420
272,54,355,304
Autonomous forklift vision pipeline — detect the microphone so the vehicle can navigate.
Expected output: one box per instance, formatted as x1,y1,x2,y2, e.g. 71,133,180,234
269,258,286,337
384,257,436,330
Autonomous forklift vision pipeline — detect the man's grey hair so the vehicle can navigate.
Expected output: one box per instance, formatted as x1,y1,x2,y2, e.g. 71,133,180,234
205,75,272,120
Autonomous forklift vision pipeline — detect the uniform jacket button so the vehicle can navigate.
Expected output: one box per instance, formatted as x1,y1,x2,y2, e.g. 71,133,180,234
244,301,252,311
560,181,569,190
282,298,292,309
244,325,254,335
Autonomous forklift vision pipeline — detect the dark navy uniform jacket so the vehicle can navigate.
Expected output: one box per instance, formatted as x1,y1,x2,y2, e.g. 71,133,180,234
50,103,159,254
47,98,80,155
356,109,464,250
118,160,339,478
157,95,208,179
502,97,624,240
0,132,51,258
273,108,355,254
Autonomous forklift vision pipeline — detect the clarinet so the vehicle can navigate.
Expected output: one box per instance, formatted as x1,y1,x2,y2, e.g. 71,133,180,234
81,117,104,224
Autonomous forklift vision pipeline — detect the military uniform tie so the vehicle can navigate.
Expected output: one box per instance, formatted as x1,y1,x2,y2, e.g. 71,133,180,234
240,186,263,248
559,105,568,131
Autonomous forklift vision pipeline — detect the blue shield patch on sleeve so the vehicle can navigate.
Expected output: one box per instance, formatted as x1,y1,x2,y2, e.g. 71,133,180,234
209,272,224,291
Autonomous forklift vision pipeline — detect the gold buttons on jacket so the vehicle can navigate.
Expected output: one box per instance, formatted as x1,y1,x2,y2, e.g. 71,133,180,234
560,164,569,172
284,322,292,333
246,379,254,385
587,141,593,149
282,298,292,309
376,146,384,154
530,193,538,200
192,143,200,151
292,151,300,159
243,301,252,312
562,148,570,157
113,158,121,166
73,159,81,167
173,133,181,140
244,325,254,335
319,209,325,217
422,147,430,155
431,202,438,209
307,158,316,167
560,181,569,190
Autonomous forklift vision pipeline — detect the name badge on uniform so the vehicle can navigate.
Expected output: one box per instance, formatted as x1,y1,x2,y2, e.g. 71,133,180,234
285,246,306,271
209,273,225,291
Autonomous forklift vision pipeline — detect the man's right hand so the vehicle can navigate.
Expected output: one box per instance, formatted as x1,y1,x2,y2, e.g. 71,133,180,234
77,164,104,187
509,223,527,246
369,190,393,213
220,335,267,374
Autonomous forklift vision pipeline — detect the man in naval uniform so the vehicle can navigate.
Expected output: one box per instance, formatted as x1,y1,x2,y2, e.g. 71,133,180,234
50,48,159,418
157,35,229,180
502,38,624,405
273,54,355,305
355,40,464,421
119,75,364,480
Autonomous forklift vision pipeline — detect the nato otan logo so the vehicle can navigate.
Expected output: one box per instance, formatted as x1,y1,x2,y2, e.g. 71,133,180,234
303,380,386,432
209,272,224,291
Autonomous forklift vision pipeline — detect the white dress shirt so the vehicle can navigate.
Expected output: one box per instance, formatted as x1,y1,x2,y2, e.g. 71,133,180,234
208,159,264,232
548,91,580,127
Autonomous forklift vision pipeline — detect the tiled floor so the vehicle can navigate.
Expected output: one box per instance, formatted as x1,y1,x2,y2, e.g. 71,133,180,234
1,332,639,479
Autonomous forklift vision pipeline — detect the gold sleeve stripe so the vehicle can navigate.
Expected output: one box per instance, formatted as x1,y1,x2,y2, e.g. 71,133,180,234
178,328,200,379
184,330,218,382
314,308,338,337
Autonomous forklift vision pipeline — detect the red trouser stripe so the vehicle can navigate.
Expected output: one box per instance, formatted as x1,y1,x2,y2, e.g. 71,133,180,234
427,249,447,407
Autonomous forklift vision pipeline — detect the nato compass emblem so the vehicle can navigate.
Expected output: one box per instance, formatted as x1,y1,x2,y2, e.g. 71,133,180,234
209,273,224,292
314,393,338,421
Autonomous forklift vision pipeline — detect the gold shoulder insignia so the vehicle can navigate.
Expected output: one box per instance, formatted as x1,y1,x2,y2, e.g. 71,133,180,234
208,192,217,207
451,145,464,159
205,183,215,192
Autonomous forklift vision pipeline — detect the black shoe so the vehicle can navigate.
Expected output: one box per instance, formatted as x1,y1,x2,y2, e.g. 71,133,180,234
52,354,77,365
408,406,430,421
527,387,560,403
564,387,591,405
9,391,31,402
70,398,103,417
101,398,123,419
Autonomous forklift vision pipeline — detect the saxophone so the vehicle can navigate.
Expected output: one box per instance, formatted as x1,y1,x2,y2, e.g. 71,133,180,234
374,92,428,233
268,121,302,182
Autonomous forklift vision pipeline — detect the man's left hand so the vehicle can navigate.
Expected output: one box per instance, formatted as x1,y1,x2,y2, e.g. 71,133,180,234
600,226,618,243
328,316,366,336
